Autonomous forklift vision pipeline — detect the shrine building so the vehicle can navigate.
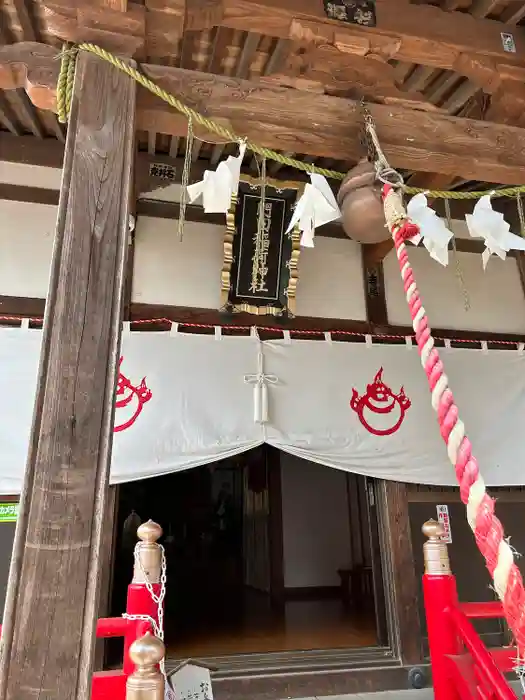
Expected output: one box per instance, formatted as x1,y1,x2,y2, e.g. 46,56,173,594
1,1,525,699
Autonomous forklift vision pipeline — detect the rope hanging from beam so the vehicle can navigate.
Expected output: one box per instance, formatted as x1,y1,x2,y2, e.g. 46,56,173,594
56,43,525,201
368,117,525,661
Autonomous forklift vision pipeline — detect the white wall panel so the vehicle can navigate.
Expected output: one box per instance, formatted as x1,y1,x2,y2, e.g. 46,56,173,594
132,217,224,308
133,217,367,319
0,162,61,189
295,237,366,320
281,453,351,588
0,200,55,298
384,246,525,333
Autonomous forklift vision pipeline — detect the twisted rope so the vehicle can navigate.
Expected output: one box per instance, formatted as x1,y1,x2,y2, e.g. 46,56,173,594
56,43,525,200
57,45,77,124
383,184,525,654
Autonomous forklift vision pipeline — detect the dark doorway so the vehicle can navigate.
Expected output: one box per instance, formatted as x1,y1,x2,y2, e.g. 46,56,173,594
111,447,386,659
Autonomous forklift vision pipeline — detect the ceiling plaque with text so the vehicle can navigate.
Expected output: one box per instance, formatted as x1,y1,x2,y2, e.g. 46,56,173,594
323,0,376,26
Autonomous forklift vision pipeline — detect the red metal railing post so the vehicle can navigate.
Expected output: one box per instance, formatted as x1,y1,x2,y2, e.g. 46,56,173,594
123,520,164,677
422,520,461,700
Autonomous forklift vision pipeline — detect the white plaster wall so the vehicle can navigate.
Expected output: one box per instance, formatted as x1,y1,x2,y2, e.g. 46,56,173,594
280,453,352,589
132,217,225,308
1,163,524,336
133,216,367,319
384,246,525,334
0,200,56,298
0,162,62,189
295,237,366,319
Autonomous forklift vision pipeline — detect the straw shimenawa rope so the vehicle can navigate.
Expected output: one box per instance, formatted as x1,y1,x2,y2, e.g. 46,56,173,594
56,43,525,201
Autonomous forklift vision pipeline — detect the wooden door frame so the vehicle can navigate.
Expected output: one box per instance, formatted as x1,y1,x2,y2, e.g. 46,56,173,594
266,446,285,610
365,477,389,647
376,480,423,666
97,484,120,670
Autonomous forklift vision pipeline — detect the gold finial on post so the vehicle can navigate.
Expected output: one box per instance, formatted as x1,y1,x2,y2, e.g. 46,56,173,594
422,519,451,576
133,520,163,584
126,632,166,700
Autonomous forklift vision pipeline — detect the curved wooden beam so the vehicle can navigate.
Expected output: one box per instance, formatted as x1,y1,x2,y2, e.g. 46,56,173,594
3,43,525,184
0,43,59,112
43,1,146,56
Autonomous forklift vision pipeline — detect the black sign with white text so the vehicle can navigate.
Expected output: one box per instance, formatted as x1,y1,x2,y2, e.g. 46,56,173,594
227,180,299,316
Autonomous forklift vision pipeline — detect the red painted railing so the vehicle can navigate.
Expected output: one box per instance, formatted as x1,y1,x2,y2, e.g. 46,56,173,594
92,617,152,699
0,617,152,699
423,524,522,700
0,520,164,700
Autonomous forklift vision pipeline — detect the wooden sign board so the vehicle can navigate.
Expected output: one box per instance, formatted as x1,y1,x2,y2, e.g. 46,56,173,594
167,662,214,700
221,176,302,317
323,0,376,27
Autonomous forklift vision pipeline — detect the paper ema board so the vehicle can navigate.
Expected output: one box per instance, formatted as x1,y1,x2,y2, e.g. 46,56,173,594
436,504,452,544
0,503,18,523
167,662,213,700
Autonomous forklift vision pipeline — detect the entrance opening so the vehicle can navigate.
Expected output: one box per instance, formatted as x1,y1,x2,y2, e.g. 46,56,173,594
111,446,386,659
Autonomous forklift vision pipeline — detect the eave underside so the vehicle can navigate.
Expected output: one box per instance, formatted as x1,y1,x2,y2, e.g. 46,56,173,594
1,0,525,191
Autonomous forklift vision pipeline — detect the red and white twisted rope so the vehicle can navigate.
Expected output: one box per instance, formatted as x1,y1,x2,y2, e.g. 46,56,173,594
383,184,525,653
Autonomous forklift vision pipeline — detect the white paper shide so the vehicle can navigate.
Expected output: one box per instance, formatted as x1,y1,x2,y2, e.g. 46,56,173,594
187,143,246,214
407,193,453,266
465,195,525,269
286,174,341,247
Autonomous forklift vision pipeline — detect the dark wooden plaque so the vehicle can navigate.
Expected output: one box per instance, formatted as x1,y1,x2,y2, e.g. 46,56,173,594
221,177,303,316
323,0,376,26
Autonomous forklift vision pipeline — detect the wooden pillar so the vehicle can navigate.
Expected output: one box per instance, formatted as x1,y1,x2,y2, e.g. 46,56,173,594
378,480,423,666
0,52,136,700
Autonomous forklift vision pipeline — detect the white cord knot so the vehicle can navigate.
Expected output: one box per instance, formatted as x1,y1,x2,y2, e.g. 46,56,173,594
244,347,278,423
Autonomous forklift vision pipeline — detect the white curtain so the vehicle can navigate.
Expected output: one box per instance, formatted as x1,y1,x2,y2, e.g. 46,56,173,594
0,326,524,493
262,338,525,485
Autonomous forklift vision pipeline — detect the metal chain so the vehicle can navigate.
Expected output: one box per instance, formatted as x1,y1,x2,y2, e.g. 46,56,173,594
361,103,404,188
359,100,375,163
177,117,194,242
122,542,175,699
517,192,525,237
445,199,471,312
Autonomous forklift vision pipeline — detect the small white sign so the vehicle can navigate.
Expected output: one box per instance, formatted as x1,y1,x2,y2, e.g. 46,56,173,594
501,32,516,53
436,504,452,544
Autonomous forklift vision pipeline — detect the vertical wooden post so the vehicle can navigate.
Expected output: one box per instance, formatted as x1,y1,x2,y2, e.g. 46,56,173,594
0,52,136,700
378,480,423,666
361,243,388,327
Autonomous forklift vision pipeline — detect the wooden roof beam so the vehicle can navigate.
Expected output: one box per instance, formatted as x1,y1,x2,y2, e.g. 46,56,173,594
41,0,525,85
500,2,525,25
183,0,525,77
3,43,525,185
469,0,502,18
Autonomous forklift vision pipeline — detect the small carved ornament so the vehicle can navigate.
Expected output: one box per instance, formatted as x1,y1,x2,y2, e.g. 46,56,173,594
337,159,390,243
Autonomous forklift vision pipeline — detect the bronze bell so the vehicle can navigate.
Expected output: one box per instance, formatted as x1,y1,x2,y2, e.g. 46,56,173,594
337,159,390,244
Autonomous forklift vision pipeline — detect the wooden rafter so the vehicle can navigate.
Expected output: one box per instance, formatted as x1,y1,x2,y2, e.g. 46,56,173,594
35,0,525,103
180,0,525,74
469,0,501,18
2,43,525,184
501,2,525,23
0,93,22,134
3,0,65,140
